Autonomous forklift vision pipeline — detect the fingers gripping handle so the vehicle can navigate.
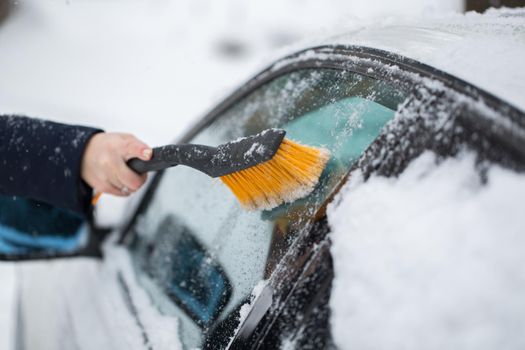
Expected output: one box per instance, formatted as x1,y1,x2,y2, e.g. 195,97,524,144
127,157,159,174
93,146,171,205
93,157,152,205
127,146,177,174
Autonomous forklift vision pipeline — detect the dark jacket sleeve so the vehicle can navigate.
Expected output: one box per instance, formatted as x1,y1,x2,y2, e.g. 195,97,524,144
0,115,103,216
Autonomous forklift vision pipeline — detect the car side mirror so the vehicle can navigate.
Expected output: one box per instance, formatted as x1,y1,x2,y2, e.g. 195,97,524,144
0,195,105,261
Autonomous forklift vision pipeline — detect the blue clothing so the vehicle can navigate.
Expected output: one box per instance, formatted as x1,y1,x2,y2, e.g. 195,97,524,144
0,115,102,216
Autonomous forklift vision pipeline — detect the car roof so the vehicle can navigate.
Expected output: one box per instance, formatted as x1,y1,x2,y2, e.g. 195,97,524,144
312,7,525,112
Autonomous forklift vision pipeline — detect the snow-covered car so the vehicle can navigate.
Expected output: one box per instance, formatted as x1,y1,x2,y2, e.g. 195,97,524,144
1,8,524,350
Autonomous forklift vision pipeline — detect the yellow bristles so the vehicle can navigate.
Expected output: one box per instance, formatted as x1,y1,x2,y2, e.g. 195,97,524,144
220,138,330,210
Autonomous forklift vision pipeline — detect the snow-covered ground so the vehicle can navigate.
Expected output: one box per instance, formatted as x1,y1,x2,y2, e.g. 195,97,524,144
0,0,468,349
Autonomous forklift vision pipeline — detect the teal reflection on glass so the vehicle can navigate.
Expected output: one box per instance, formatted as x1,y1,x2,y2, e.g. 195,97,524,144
264,97,395,216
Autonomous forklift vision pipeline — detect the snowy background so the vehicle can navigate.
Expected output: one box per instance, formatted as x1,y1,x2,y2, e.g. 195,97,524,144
8,0,518,349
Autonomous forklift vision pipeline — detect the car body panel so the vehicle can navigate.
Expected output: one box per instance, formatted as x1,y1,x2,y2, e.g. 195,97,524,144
15,248,183,350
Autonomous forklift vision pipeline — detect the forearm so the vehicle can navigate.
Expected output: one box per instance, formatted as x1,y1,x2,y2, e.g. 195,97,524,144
0,115,102,215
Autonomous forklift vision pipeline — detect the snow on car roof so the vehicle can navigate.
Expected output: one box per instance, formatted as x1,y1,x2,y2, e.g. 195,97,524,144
316,7,525,112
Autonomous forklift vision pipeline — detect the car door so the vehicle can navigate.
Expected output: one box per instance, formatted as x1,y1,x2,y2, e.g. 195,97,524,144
119,53,410,350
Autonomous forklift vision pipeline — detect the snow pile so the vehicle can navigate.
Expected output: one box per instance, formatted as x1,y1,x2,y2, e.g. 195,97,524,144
328,151,525,349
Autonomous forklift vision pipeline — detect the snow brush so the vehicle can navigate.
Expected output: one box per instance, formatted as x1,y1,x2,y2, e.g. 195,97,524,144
94,129,330,210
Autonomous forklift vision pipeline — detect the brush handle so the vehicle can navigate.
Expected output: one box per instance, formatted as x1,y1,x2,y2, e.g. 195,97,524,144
127,144,216,174
127,129,286,177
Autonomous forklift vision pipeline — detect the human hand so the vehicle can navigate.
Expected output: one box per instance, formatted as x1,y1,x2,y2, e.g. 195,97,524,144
81,132,152,197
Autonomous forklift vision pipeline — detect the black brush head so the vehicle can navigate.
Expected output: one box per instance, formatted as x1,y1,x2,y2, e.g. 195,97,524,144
127,129,286,177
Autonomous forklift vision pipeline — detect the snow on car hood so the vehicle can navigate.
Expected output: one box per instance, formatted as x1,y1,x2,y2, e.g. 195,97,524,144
322,7,525,111
16,246,182,350
327,151,525,349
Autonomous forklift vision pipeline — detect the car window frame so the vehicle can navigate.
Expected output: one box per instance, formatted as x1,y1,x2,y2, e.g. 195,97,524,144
118,45,525,246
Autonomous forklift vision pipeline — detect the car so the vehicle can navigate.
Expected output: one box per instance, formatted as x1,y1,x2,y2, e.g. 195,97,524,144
1,8,524,350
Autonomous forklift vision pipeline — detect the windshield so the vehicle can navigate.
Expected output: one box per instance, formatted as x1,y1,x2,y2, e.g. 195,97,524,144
127,68,406,348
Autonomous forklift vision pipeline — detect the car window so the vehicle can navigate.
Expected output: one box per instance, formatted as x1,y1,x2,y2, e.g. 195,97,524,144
0,196,87,255
128,68,407,348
